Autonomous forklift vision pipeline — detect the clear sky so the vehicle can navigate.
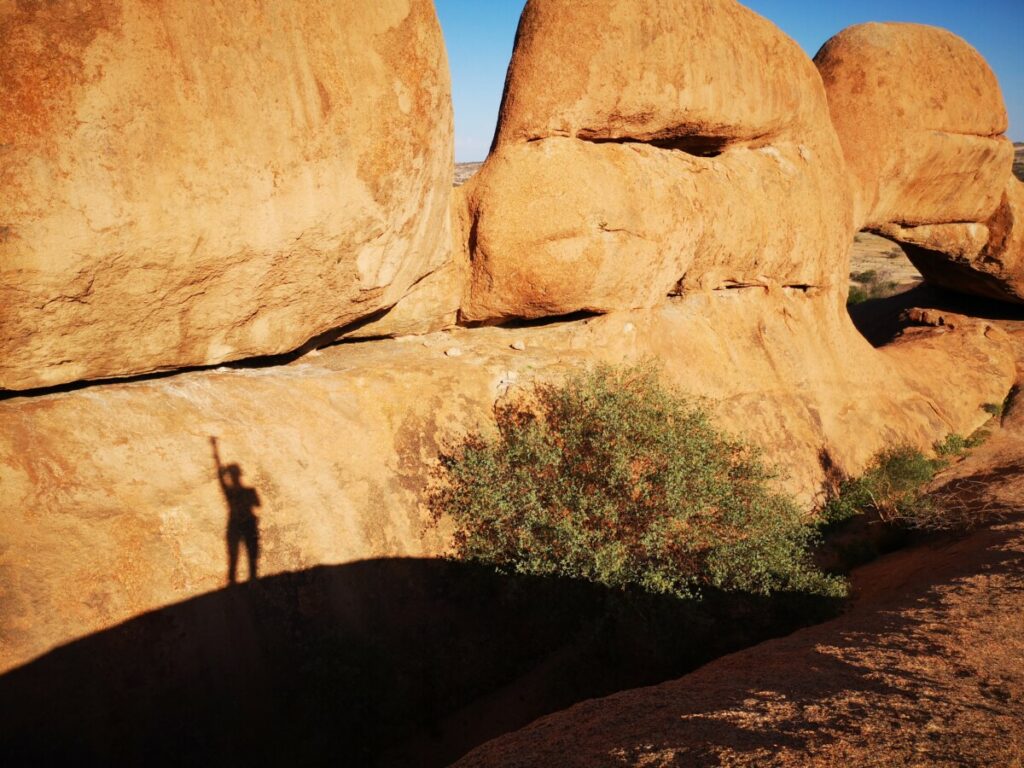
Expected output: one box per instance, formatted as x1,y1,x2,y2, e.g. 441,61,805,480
435,0,1024,161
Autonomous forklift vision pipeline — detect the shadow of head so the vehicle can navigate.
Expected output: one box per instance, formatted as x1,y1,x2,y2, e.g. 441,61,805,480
224,463,242,486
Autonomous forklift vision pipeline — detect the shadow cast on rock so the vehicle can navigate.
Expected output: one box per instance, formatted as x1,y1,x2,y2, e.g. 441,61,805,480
0,558,843,768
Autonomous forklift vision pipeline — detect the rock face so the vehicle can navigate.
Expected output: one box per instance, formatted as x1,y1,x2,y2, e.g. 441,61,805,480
875,178,1024,304
460,0,852,322
0,0,1020,715
0,0,453,391
815,22,1012,230
0,301,1013,674
815,23,1022,302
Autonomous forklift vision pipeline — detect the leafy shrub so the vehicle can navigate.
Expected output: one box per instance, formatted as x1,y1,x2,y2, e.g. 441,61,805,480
846,285,869,306
429,364,845,599
851,269,877,283
821,434,1004,532
934,433,969,457
846,270,902,306
821,445,943,525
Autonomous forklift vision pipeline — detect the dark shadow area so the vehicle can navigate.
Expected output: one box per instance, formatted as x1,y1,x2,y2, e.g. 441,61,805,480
457,522,1024,766
814,509,912,575
582,133,731,158
847,282,1024,347
905,244,1024,309
480,309,603,330
0,559,843,768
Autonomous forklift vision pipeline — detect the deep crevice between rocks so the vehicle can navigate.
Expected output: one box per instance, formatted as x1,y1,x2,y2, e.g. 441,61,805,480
581,133,731,158
0,306,396,402
458,308,603,330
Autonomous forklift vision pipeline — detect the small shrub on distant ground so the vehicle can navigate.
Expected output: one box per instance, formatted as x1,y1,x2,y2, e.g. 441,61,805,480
933,432,987,458
429,364,846,600
851,270,877,283
846,270,902,306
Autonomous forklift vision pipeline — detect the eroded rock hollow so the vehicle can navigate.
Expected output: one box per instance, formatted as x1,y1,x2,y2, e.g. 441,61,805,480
815,22,1024,303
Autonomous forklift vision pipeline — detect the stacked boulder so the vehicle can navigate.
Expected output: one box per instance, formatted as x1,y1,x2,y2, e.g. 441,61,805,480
458,0,853,321
815,23,1023,303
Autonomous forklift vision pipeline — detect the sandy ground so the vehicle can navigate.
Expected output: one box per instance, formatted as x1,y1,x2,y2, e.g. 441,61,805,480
849,232,922,292
454,162,483,187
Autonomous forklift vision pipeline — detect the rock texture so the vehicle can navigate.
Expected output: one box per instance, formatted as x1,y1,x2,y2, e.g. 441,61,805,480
816,23,1023,303
878,178,1024,304
0,298,1013,674
460,0,852,322
0,0,453,391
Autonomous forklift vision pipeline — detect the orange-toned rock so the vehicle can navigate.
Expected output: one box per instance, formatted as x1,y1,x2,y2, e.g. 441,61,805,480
461,0,852,322
0,297,1013,674
0,0,452,391
815,23,1013,231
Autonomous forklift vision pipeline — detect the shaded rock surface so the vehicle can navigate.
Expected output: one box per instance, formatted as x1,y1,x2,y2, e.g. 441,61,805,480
880,178,1024,304
0,558,846,768
0,0,453,391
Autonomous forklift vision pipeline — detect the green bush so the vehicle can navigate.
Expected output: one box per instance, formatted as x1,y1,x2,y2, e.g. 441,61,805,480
846,285,869,306
851,269,877,283
429,364,845,599
821,444,943,525
934,433,970,457
846,271,903,306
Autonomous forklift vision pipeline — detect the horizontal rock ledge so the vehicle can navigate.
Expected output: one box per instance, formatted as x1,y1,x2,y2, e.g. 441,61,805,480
0,289,1013,673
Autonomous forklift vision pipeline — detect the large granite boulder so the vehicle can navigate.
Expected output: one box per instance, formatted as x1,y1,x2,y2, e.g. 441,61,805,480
0,302,1013,674
460,0,852,322
0,0,452,391
816,23,1022,302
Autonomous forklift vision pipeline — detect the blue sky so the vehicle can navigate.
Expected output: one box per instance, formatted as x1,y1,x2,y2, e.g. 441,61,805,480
435,0,1024,161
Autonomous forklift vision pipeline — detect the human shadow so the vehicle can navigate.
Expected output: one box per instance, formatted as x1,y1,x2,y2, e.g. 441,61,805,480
211,436,261,584
0,558,843,768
